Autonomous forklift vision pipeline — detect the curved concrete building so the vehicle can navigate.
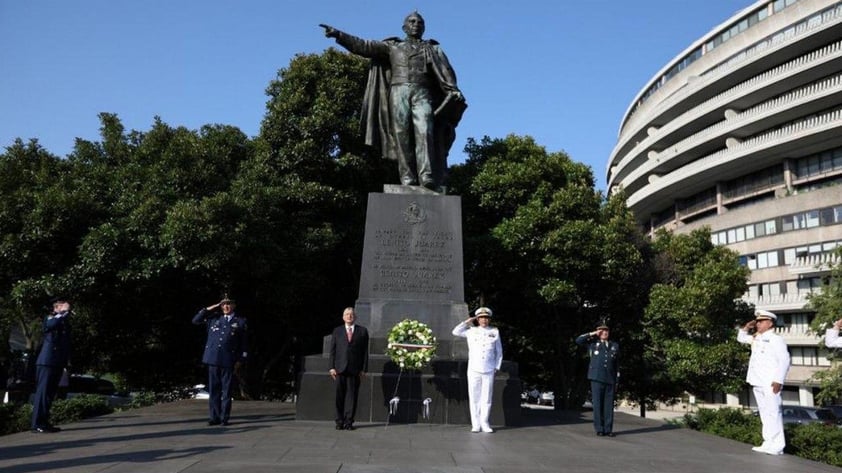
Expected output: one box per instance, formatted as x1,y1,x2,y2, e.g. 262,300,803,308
608,0,842,407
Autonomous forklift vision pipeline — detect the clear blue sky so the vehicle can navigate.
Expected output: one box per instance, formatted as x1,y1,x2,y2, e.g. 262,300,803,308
0,0,752,190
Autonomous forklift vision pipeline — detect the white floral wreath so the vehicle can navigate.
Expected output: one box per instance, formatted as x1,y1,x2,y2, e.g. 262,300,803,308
386,319,437,370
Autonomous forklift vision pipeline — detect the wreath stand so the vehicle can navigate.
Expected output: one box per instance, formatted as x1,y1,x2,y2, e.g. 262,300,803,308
385,342,435,428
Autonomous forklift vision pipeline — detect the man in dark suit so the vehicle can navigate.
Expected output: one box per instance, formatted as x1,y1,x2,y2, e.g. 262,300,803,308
576,323,620,437
329,307,369,430
31,296,73,433
193,296,248,426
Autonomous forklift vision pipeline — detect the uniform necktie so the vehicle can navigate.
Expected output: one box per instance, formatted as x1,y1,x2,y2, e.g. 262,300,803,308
346,326,353,342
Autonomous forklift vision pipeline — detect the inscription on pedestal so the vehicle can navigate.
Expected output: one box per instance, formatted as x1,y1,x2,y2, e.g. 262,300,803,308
359,193,464,303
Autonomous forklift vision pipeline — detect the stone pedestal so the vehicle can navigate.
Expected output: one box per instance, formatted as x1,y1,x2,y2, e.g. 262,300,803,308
296,187,521,425
296,355,522,425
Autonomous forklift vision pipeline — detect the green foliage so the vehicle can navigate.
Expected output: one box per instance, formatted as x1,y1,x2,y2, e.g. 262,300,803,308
124,391,157,409
808,246,842,405
681,407,761,444
0,394,113,436
787,423,842,466
450,135,651,408
684,408,842,467
813,366,842,406
642,228,752,401
50,395,112,424
0,401,32,435
0,48,393,397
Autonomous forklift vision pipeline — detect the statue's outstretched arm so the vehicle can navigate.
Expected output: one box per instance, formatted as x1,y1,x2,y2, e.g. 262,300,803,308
318,24,339,38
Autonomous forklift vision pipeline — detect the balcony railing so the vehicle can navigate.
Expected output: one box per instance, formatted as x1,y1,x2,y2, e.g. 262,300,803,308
628,106,842,208
789,252,840,275
614,11,842,173
741,293,810,311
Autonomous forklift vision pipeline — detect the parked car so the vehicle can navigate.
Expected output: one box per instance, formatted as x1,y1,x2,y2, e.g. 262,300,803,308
62,374,133,407
539,390,555,407
4,371,132,407
781,406,841,426
192,384,210,400
824,405,842,419
522,387,541,404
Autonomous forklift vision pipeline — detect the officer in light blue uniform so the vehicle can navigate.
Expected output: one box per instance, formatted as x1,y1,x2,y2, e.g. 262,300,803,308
576,323,619,437
193,296,248,426
31,296,73,433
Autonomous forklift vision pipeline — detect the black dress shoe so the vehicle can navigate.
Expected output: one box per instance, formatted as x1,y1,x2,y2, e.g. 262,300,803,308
596,432,604,436
606,432,616,437
221,421,229,426
344,424,355,431
335,424,344,430
208,420,221,426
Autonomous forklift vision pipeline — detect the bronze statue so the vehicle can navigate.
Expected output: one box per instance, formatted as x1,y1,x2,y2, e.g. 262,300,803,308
320,12,467,193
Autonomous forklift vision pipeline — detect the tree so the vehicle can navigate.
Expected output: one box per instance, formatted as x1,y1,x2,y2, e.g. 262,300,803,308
808,246,842,405
0,47,397,397
450,135,649,408
640,228,752,404
0,139,93,364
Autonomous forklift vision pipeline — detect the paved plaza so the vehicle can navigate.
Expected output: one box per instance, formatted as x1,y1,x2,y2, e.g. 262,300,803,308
0,400,838,473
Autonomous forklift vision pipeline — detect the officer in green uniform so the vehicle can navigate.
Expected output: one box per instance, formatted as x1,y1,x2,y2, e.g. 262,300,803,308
576,323,620,437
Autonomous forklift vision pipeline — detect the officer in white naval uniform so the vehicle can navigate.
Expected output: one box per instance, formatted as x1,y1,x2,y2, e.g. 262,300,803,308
452,307,503,433
824,318,842,348
737,309,790,456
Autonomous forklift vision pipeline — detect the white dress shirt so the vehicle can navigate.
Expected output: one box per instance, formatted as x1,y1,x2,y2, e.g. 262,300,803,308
452,322,503,374
825,328,842,348
737,328,790,386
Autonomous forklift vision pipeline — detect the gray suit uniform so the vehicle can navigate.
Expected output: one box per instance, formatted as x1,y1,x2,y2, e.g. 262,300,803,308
31,311,72,430
329,324,369,427
576,334,619,434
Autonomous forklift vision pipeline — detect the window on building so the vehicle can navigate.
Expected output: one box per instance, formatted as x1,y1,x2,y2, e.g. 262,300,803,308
784,248,796,265
790,347,819,366
756,251,779,269
759,283,782,296
797,277,822,295
782,215,794,232
818,348,832,367
745,224,756,239
804,210,819,228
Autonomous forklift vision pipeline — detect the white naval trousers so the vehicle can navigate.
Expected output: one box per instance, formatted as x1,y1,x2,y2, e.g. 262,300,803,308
467,370,494,429
753,385,785,453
